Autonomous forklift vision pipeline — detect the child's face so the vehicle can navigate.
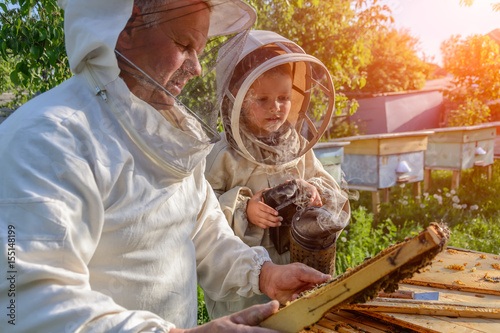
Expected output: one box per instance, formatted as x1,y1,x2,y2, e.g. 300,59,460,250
242,72,292,137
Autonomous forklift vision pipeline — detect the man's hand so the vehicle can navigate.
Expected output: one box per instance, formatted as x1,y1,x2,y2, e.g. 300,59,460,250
170,301,282,332
247,189,283,229
259,261,331,305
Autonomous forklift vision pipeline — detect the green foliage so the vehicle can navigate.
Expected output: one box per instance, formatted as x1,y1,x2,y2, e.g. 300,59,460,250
337,160,500,277
322,115,364,140
441,34,500,105
247,0,393,115
448,217,500,255
352,160,500,232
197,284,210,326
335,207,420,274
460,0,500,12
446,97,491,127
358,28,430,94
0,57,16,101
362,164,500,231
335,207,395,273
0,0,71,106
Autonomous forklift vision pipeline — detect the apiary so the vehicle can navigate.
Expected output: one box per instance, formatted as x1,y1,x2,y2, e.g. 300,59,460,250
313,141,350,185
424,123,497,191
260,224,451,332
304,247,500,333
260,224,500,333
328,131,433,212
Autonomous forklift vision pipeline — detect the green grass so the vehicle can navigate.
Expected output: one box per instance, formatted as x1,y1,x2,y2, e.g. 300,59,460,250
198,160,500,324
338,159,500,274
197,285,210,325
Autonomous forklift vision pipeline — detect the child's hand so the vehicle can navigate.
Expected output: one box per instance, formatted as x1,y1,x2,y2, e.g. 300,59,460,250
247,189,283,229
293,179,323,207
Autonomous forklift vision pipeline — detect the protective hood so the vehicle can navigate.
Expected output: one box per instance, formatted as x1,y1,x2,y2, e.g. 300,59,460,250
58,0,256,176
60,0,256,85
217,30,335,167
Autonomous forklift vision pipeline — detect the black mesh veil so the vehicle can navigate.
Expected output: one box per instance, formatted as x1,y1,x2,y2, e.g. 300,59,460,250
115,0,256,144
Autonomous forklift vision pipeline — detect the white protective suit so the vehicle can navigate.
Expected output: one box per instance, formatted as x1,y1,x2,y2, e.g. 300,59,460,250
204,31,351,318
0,1,272,332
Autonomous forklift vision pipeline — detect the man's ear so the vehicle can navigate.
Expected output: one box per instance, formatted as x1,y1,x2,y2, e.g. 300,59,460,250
116,4,142,50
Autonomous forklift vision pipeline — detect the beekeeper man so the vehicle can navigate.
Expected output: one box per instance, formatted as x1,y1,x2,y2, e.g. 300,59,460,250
0,0,330,332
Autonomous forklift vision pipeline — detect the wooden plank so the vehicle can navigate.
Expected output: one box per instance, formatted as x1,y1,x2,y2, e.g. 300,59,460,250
305,310,399,333
343,139,380,155
428,130,466,143
413,182,421,199
371,191,380,215
324,311,397,332
387,313,500,333
396,283,500,307
382,188,390,203
259,225,448,332
357,311,442,333
360,311,497,333
378,136,428,155
423,169,432,192
403,248,500,296
340,300,500,319
465,128,496,143
428,127,495,144
451,170,461,190
307,324,337,333
343,136,428,156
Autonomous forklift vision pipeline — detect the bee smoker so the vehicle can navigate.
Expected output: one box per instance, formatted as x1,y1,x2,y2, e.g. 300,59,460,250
290,206,340,275
262,180,302,254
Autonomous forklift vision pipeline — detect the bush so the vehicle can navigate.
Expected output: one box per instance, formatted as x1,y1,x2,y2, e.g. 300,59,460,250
335,206,420,274
367,161,500,229
197,285,210,325
446,97,491,127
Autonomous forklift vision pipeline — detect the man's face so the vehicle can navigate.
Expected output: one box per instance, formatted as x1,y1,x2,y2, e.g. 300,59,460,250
117,0,210,109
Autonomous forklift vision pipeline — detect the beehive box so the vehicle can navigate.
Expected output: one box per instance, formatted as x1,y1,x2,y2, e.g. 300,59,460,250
313,141,349,185
489,121,500,159
329,131,433,191
425,124,497,170
303,247,500,333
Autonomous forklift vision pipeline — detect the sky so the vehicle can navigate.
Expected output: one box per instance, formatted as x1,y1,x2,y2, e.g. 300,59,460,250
379,0,500,65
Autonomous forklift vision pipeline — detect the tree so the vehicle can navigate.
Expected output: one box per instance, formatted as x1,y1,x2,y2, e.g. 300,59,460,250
0,0,70,106
446,97,491,127
246,0,393,115
357,28,430,94
441,34,500,103
459,0,500,12
0,0,402,124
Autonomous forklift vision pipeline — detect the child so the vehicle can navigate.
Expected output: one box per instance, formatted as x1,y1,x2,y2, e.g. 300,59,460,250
205,30,351,318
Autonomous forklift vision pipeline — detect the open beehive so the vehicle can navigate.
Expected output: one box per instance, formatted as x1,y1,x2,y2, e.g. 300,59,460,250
260,223,450,332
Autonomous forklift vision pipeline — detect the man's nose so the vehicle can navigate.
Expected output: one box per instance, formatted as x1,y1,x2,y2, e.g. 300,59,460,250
184,53,202,77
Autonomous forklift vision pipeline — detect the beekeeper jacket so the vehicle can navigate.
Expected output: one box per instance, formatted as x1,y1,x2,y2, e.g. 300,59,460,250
204,133,346,318
0,0,269,332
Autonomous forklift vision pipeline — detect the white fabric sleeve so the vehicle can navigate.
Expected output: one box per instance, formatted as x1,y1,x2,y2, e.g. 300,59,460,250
192,182,271,302
0,118,173,332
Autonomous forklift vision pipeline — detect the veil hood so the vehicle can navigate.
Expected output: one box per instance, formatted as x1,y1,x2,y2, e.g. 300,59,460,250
59,0,256,85
217,30,336,167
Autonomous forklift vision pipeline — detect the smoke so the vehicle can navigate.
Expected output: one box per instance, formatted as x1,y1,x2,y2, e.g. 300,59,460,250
264,177,351,235
302,177,351,233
